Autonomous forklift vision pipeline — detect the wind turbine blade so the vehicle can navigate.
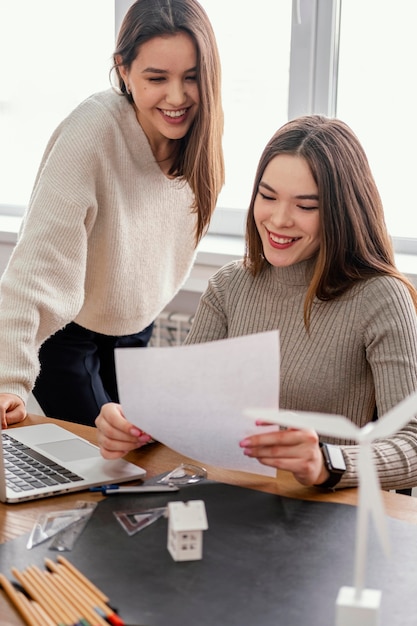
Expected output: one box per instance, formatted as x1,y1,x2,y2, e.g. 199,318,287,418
244,408,359,440
369,389,417,440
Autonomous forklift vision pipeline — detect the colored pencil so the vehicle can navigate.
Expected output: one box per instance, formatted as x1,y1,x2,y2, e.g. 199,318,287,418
56,556,109,604
11,567,66,626
26,565,91,626
30,599,59,626
45,558,124,626
0,573,44,626
18,592,50,626
7,558,126,626
50,572,108,626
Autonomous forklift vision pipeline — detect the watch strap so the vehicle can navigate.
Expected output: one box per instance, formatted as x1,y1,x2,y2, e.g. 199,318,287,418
315,443,346,489
315,471,343,489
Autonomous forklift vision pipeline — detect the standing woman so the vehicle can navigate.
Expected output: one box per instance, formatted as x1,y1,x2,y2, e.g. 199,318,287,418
0,0,224,427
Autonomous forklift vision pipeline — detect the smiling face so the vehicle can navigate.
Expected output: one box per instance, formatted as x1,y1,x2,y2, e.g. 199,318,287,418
118,31,199,156
254,154,321,267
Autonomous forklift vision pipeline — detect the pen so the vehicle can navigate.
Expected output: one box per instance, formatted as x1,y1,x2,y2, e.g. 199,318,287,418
89,484,179,494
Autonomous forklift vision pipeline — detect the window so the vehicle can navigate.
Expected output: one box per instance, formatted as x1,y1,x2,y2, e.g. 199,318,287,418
199,0,292,215
0,0,114,212
336,0,417,247
1,0,293,226
206,0,338,236
1,0,416,254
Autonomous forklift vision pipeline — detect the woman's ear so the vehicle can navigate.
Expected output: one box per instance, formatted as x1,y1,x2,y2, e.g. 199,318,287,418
115,55,128,82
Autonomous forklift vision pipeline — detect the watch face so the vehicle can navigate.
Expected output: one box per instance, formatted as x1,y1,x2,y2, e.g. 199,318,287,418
326,444,346,472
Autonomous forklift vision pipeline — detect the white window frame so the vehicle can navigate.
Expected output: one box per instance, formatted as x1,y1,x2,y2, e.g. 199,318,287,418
208,0,341,237
2,1,414,260
206,0,413,260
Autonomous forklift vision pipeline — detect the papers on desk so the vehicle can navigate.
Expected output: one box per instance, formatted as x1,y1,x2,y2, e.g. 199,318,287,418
115,331,280,477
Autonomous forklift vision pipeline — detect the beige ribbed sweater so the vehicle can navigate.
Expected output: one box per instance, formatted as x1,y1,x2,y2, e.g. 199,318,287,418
185,259,417,489
0,89,196,402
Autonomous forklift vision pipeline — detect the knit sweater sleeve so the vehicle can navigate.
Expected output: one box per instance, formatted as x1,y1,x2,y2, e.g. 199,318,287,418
338,276,417,490
0,100,101,401
186,265,417,490
184,262,237,344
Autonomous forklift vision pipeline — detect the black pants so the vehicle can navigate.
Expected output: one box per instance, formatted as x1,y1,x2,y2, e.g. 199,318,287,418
33,321,154,426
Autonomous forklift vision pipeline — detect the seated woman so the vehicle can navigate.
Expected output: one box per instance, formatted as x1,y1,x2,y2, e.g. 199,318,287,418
95,115,417,491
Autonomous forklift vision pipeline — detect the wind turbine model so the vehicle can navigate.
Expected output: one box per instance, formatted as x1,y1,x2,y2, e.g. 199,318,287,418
245,388,417,626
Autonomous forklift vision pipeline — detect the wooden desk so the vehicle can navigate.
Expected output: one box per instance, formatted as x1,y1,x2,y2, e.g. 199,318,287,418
2,414,417,625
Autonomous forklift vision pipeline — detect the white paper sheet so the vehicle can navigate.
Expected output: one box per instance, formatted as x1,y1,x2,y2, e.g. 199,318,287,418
115,331,280,477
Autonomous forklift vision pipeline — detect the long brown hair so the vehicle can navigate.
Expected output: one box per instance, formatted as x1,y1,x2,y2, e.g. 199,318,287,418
112,0,224,244
244,115,417,326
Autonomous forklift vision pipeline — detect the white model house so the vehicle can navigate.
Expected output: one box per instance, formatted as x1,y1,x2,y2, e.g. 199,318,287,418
167,500,208,561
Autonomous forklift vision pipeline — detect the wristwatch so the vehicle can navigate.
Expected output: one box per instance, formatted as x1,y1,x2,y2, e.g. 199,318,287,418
316,443,346,489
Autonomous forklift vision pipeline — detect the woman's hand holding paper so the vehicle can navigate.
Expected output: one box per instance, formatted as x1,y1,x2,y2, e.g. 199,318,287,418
239,423,329,487
95,402,152,459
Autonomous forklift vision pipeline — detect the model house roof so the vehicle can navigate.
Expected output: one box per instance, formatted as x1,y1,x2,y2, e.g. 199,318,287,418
168,500,208,532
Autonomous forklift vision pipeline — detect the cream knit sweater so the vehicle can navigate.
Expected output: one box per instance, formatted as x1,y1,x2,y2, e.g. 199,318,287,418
0,89,197,402
185,259,417,489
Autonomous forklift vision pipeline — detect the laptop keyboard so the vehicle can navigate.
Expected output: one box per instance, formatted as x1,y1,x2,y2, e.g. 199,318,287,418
2,433,84,493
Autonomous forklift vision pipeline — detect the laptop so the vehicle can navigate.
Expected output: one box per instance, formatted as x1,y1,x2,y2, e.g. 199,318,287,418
0,422,146,503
